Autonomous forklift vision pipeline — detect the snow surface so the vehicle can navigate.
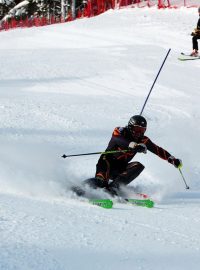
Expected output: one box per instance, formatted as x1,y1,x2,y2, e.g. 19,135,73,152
0,7,200,270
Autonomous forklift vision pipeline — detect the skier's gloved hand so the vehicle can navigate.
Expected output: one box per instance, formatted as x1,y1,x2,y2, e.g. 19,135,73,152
129,142,147,154
168,156,183,169
174,159,182,169
128,142,137,150
128,142,137,149
135,143,147,154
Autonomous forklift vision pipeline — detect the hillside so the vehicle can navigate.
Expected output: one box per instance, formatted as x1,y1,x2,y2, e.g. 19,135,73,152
0,7,200,270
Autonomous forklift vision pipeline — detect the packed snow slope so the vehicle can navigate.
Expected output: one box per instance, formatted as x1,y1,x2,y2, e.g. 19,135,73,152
0,7,200,270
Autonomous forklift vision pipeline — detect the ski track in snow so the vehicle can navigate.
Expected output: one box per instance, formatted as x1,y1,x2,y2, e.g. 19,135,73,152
0,7,200,270
0,193,200,270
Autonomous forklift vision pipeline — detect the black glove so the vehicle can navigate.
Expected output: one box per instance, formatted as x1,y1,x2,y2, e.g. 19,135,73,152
129,142,147,154
168,156,182,169
134,143,147,154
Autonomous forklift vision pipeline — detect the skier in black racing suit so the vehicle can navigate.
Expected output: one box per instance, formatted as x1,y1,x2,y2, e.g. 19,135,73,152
190,6,200,56
85,115,182,196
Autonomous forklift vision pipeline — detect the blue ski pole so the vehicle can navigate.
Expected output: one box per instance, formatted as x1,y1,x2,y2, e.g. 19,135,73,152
140,48,171,116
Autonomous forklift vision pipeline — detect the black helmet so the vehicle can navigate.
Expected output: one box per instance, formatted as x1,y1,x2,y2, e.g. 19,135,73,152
128,115,147,137
128,115,147,128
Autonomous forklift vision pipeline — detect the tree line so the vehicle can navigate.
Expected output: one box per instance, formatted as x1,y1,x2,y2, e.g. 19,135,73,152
0,0,87,22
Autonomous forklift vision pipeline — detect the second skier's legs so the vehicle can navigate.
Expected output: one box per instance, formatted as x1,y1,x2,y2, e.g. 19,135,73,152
191,35,200,56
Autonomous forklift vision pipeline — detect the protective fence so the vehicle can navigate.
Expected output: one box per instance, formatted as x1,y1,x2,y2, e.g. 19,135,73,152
157,0,199,8
0,0,199,32
119,0,199,8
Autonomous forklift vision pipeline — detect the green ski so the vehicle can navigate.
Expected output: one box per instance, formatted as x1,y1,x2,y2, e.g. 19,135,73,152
89,199,113,209
88,198,154,209
125,198,154,208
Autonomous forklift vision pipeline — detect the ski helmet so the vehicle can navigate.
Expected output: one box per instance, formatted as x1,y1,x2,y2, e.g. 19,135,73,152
128,115,147,137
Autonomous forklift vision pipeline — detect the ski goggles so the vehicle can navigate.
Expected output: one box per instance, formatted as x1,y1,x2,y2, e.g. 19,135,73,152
130,125,146,134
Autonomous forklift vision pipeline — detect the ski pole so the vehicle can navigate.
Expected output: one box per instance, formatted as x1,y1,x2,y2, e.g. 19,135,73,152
178,168,190,190
140,48,171,116
62,149,130,158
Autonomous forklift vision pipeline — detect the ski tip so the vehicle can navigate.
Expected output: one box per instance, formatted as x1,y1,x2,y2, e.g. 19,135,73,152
126,199,154,208
146,200,154,208
137,193,149,199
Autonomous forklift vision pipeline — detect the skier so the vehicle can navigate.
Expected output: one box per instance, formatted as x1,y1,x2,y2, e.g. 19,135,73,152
190,6,200,57
85,115,182,196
